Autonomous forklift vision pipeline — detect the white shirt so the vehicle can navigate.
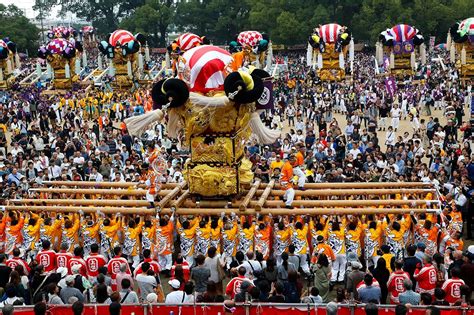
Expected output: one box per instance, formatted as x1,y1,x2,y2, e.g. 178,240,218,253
390,108,401,118
73,156,85,165
239,260,263,279
385,131,395,146
349,148,361,157
165,290,187,304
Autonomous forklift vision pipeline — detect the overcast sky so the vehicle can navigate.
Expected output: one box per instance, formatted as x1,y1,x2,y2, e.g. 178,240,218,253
0,0,38,18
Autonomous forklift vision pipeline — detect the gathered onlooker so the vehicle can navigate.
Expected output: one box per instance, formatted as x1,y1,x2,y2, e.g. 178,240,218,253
311,253,331,302
190,254,210,296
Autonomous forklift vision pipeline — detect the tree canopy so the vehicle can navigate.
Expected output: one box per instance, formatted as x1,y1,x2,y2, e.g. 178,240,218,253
34,0,474,46
0,4,40,54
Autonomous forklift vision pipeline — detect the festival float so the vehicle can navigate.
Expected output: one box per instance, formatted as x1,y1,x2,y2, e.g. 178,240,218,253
125,45,278,197
307,23,353,81
166,33,209,76
376,24,425,78
37,27,83,90
228,31,273,71
98,29,146,89
0,37,20,89
447,18,474,82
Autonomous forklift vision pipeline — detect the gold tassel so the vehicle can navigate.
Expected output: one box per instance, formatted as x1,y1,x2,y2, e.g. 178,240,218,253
390,52,395,69
410,52,416,69
0,68,3,81
446,32,451,51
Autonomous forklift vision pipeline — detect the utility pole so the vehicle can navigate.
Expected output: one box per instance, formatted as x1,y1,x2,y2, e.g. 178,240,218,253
39,0,45,44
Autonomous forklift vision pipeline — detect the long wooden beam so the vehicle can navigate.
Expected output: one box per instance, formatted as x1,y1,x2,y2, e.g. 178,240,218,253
162,207,437,215
41,181,145,188
30,188,155,196
41,181,430,190
1,205,153,215
11,199,151,207
0,205,436,216
256,180,275,212
261,188,436,197
250,199,438,208
157,181,187,209
271,182,432,189
240,180,261,212
29,187,435,199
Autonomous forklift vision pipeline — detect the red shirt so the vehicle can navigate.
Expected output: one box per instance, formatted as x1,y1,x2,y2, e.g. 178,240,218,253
441,277,465,304
170,262,190,282
86,253,108,278
226,276,250,299
56,251,73,269
414,264,437,294
387,270,411,303
6,257,30,274
36,250,56,273
68,256,87,277
133,258,161,277
107,256,131,291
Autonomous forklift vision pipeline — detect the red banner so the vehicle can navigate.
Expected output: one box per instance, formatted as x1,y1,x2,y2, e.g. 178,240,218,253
11,304,474,315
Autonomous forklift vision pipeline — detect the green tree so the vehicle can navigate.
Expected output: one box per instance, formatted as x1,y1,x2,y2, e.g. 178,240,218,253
0,4,40,54
34,0,144,35
121,0,174,47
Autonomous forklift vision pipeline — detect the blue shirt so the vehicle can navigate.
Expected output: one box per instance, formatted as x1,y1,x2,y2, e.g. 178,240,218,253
399,290,420,305
358,285,381,303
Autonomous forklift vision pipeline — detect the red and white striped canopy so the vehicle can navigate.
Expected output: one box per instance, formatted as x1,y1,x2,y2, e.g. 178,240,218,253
182,45,233,93
82,26,94,33
319,23,342,43
109,30,135,47
237,31,263,48
176,33,202,51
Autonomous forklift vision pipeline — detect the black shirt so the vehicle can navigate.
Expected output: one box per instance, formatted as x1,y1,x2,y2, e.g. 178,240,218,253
403,256,422,284
0,264,12,288
267,295,286,303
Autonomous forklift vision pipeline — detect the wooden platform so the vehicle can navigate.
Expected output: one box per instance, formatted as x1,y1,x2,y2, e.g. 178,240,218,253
4,181,441,216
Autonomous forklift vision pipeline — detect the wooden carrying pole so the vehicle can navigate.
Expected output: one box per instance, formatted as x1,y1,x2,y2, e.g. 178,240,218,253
29,187,435,198
0,205,436,216
239,180,261,212
41,181,179,189
41,181,145,188
157,181,187,209
250,199,438,208
256,180,275,211
11,199,151,207
270,182,431,189
260,188,436,197
30,188,152,196
1,205,154,215
168,207,438,216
